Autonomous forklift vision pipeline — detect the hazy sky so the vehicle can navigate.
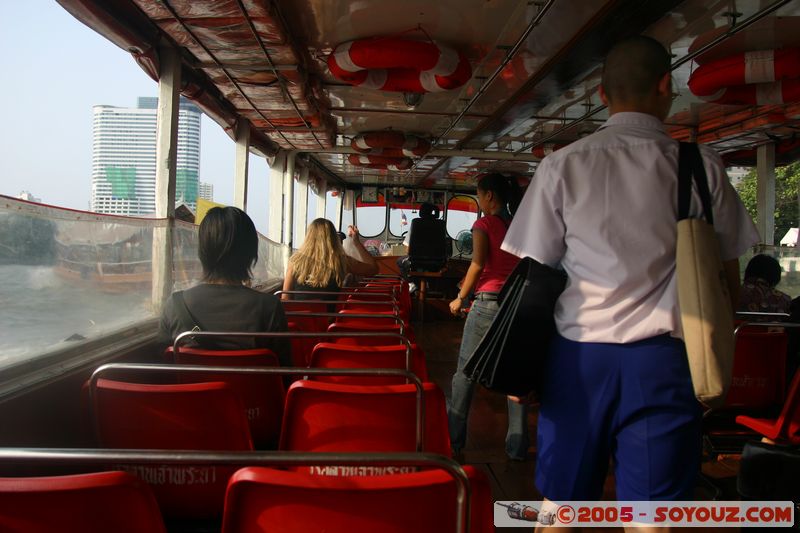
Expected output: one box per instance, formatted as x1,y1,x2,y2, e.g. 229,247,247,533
0,1,271,233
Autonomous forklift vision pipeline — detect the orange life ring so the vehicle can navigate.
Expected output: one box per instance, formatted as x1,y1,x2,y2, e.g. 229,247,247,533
351,131,431,157
688,48,800,105
348,154,413,171
531,143,569,158
327,37,472,93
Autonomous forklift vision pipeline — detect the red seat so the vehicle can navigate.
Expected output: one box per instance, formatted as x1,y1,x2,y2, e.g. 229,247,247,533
221,465,493,533
338,305,409,326
173,347,285,448
703,326,788,454
327,321,415,342
736,368,800,445
310,342,428,384
279,380,450,457
0,471,166,533
93,379,253,519
726,327,787,408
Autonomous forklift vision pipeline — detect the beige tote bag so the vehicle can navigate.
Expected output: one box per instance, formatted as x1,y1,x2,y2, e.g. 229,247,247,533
675,143,735,407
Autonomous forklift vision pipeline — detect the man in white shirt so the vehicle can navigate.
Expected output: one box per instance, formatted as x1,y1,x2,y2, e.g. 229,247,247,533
503,36,759,503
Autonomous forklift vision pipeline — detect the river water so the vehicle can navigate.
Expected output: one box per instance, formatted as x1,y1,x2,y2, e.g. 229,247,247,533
0,264,152,367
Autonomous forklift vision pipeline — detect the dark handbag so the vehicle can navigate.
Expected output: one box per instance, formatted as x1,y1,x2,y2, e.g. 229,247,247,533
462,257,567,397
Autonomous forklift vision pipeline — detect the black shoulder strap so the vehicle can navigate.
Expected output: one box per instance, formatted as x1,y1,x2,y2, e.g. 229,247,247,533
678,142,714,225
173,291,203,331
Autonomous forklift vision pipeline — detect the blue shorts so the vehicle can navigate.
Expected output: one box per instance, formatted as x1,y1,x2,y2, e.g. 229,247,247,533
535,334,702,501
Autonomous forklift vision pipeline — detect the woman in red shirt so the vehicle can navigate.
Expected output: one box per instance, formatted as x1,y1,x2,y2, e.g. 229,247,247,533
447,173,528,460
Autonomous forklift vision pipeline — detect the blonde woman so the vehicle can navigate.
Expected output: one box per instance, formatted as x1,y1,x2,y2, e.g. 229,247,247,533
282,218,378,299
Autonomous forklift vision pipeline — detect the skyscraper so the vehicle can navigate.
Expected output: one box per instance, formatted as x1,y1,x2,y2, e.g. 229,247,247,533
198,181,214,202
91,97,201,216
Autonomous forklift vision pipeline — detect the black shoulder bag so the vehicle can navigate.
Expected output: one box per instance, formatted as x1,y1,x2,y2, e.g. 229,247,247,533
462,257,567,397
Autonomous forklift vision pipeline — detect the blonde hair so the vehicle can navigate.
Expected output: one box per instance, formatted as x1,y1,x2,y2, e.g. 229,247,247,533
289,218,347,287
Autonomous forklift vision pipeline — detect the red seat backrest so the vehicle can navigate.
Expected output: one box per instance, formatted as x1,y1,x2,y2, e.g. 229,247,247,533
93,379,253,519
327,321,415,342
279,380,450,457
310,342,428,384
0,471,166,533
221,465,493,533
173,348,285,448
338,305,409,325
726,327,788,408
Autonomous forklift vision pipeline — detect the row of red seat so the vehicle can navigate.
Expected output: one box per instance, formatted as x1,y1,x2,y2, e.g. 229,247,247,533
0,278,494,532
0,453,492,533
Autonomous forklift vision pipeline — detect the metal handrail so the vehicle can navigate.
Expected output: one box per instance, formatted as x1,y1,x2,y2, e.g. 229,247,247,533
275,290,399,303
279,298,401,317
91,362,425,453
0,448,470,533
734,320,800,337
285,311,405,336
277,321,412,368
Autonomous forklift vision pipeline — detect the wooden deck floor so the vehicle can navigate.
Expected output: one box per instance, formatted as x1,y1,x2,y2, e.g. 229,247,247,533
414,310,741,530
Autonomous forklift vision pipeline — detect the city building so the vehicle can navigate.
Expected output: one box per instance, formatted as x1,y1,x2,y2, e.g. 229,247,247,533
17,191,42,203
91,96,201,216
198,181,214,201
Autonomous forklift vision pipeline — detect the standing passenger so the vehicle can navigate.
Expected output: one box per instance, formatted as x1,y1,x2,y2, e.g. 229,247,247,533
159,206,290,365
447,173,529,461
502,36,759,504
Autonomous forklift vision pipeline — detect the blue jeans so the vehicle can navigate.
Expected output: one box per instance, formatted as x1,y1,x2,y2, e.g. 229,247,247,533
447,298,530,459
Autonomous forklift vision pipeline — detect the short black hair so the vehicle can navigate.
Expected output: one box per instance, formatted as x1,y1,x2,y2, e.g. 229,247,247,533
744,254,782,287
602,36,672,104
198,206,258,283
419,202,440,219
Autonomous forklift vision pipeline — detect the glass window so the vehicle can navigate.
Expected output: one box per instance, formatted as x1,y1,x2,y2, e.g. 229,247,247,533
446,195,479,239
341,190,354,231
325,189,341,228
389,204,416,238
307,182,318,228
355,193,386,237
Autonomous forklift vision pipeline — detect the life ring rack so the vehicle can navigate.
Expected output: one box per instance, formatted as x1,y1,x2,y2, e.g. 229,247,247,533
351,131,431,158
688,48,800,105
327,37,472,94
347,154,413,171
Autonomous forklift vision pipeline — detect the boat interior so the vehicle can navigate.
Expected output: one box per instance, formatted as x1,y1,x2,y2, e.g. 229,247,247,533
2,0,800,531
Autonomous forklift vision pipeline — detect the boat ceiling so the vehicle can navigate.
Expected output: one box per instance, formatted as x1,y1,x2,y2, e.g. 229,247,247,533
58,0,800,192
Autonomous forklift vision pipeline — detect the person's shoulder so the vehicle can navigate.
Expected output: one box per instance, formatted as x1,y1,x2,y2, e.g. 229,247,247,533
472,216,490,231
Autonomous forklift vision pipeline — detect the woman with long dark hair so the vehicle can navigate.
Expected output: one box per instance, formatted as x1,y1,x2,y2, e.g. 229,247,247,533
447,173,529,460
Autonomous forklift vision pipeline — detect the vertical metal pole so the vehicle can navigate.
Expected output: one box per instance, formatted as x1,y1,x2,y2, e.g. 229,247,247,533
316,177,327,223
282,152,296,270
152,44,181,312
233,120,250,211
295,165,309,248
757,142,776,245
268,151,285,243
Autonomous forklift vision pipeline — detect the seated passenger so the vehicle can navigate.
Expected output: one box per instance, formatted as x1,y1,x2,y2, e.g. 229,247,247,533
739,254,791,315
158,206,290,365
282,218,378,300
